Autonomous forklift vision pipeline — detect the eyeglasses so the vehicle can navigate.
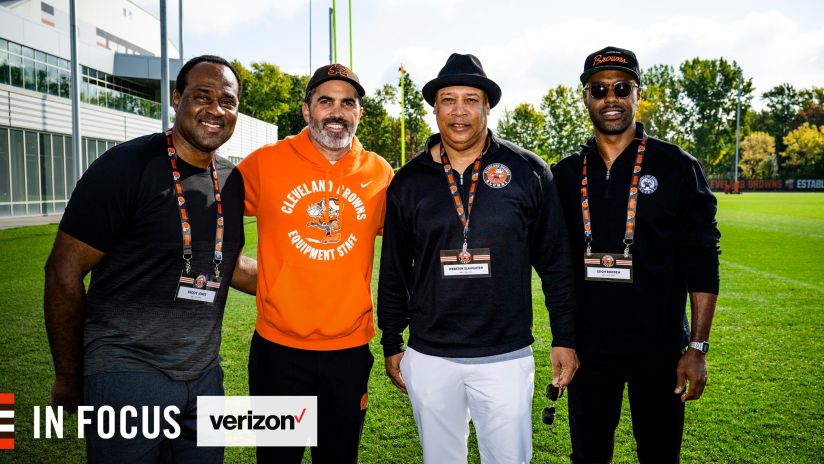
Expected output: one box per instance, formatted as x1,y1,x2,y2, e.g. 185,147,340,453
583,80,639,99
541,383,564,431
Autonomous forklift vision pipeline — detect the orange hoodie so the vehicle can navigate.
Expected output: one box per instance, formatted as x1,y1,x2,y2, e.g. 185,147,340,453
238,128,393,350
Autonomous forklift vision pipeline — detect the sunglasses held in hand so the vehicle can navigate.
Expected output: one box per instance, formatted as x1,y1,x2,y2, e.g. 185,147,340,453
541,383,564,431
583,80,639,99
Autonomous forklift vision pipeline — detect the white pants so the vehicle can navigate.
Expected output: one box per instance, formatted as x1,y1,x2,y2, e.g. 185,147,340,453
400,347,535,464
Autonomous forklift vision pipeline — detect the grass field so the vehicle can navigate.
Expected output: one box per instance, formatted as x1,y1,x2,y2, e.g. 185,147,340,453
1,192,822,463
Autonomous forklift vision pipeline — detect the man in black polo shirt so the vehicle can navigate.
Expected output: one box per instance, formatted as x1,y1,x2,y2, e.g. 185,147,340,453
378,53,578,463
551,46,721,463
44,55,256,463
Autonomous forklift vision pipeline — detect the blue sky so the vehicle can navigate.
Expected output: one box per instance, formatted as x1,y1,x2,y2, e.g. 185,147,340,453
137,0,824,127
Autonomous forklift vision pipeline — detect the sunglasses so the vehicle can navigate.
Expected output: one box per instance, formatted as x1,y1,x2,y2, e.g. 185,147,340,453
584,80,639,99
541,383,564,431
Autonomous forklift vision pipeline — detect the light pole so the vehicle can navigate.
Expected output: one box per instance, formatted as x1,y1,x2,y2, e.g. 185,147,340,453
399,65,406,166
733,66,742,193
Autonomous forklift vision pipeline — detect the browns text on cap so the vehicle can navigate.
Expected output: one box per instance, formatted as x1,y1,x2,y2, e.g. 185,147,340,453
580,46,641,85
306,63,365,98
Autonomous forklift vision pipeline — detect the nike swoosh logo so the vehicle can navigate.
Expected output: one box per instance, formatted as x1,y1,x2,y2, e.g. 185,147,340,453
360,180,373,188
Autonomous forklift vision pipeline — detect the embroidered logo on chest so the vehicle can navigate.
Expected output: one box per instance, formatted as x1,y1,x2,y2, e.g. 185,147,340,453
483,163,512,189
638,174,658,194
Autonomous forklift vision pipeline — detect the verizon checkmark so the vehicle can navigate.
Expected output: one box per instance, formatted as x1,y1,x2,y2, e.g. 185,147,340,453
295,408,307,423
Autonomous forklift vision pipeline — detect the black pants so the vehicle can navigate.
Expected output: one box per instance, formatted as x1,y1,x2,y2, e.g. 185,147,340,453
248,331,374,464
568,352,685,464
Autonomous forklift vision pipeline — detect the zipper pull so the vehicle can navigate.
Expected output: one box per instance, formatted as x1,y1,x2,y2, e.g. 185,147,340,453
606,170,611,180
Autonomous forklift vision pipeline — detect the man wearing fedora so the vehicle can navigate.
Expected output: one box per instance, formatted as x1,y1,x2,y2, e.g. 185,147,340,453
551,46,720,463
378,53,579,463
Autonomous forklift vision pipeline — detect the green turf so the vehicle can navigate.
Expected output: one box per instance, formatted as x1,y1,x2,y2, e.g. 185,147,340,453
0,193,822,463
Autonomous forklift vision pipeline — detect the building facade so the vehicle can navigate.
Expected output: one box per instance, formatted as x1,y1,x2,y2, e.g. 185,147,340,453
0,0,277,217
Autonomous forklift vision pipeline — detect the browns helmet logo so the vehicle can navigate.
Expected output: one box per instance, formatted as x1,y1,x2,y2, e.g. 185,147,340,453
483,163,512,189
306,197,342,244
328,63,350,77
601,255,615,268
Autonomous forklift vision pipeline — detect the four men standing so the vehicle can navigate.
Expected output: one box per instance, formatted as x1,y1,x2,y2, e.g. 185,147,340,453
45,47,718,463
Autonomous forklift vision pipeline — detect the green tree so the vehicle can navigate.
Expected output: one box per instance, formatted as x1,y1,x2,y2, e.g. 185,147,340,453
795,87,824,128
637,64,685,144
678,57,753,175
496,103,548,160
400,72,432,157
739,132,777,179
540,85,590,162
232,61,308,138
751,84,801,155
782,123,824,176
358,84,402,167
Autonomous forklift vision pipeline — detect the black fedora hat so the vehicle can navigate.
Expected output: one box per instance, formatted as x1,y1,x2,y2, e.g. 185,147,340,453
422,53,502,108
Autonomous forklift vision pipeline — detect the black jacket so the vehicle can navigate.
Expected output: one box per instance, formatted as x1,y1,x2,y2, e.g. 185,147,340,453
551,123,720,355
378,131,576,358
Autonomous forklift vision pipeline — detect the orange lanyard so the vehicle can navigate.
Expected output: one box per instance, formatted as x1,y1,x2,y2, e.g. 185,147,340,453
165,130,225,276
581,135,646,257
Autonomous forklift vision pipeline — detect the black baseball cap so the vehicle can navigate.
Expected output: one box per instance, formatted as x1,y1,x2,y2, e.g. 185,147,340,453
306,63,365,98
580,46,641,85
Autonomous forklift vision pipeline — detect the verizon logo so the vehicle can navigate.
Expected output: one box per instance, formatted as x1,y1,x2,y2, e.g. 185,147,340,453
209,408,307,430
197,396,317,447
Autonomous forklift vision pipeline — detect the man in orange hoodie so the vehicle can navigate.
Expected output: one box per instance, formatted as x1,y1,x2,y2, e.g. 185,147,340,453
238,64,393,463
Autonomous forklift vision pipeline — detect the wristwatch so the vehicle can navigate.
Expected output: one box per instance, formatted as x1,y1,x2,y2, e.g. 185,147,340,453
688,341,710,354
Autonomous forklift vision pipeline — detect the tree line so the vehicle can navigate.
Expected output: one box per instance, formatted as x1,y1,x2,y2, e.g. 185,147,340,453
233,59,823,177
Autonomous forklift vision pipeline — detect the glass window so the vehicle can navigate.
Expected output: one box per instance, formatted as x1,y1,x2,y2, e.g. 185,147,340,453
53,135,65,200
10,130,25,204
9,42,22,56
25,131,40,202
85,138,96,170
46,55,57,66
0,49,8,85
0,38,6,51
0,128,10,203
65,135,75,191
59,68,70,98
9,54,22,87
59,58,69,70
47,64,59,96
97,140,108,159
22,46,33,59
23,57,36,90
40,134,53,203
34,51,46,63
35,61,47,93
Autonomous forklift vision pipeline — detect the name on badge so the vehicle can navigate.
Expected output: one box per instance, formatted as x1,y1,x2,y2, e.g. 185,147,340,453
440,248,492,279
584,252,633,283
175,272,221,303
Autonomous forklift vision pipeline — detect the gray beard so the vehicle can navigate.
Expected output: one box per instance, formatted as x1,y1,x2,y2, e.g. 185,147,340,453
308,117,358,151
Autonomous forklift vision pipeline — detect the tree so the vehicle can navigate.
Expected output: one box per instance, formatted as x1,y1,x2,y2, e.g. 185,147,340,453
795,87,824,128
539,85,590,162
358,84,402,167
400,72,432,157
739,132,777,179
752,84,802,156
232,61,308,138
496,103,548,160
678,57,753,176
637,64,685,144
782,123,824,177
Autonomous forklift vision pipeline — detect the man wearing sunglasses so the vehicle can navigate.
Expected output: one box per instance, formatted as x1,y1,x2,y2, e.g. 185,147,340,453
550,46,721,463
